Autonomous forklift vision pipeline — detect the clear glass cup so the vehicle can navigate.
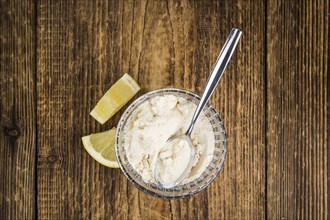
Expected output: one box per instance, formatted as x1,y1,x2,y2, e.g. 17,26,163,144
115,88,227,199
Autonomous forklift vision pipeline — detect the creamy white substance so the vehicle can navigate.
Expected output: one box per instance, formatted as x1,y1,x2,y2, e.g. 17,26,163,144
124,95,215,184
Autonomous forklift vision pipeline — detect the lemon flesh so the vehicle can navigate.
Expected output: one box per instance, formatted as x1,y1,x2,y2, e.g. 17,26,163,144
90,73,140,124
82,128,119,168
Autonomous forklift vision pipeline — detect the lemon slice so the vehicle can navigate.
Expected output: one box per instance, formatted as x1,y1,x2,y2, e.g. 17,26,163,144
81,128,119,168
90,73,140,124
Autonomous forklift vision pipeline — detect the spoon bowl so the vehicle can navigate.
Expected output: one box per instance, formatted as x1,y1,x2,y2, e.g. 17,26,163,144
155,134,196,189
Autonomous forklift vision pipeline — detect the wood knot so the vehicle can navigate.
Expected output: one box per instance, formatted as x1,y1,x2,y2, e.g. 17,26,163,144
47,155,58,163
2,124,21,140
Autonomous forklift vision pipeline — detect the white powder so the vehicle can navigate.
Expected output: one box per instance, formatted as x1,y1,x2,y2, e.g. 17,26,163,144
124,94,215,185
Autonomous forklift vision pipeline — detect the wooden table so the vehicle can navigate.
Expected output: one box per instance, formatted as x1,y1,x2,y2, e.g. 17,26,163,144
1,0,328,219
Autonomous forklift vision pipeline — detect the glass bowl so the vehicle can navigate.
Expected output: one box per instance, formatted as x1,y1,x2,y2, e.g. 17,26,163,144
115,88,227,199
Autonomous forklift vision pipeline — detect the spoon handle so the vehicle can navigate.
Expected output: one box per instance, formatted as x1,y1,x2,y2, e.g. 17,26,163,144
186,28,242,136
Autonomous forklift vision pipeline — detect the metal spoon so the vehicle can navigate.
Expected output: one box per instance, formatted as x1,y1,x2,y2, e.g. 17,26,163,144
155,28,242,188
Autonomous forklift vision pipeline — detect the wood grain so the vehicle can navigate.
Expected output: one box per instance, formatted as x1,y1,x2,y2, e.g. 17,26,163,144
266,0,329,219
0,0,36,219
1,0,328,219
37,0,266,219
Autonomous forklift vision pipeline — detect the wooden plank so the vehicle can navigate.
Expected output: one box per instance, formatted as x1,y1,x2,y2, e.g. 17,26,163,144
167,1,266,219
37,1,132,219
37,0,266,219
266,0,328,219
0,0,37,219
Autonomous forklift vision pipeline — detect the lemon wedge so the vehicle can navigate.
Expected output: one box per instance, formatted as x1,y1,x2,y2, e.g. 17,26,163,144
90,73,140,124
82,128,119,168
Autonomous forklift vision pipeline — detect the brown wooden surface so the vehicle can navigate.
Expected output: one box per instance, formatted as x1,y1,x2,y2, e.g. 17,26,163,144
0,0,36,219
266,1,329,219
0,0,328,219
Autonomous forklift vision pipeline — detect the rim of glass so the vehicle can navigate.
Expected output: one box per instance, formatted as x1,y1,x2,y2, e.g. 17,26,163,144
115,88,227,199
